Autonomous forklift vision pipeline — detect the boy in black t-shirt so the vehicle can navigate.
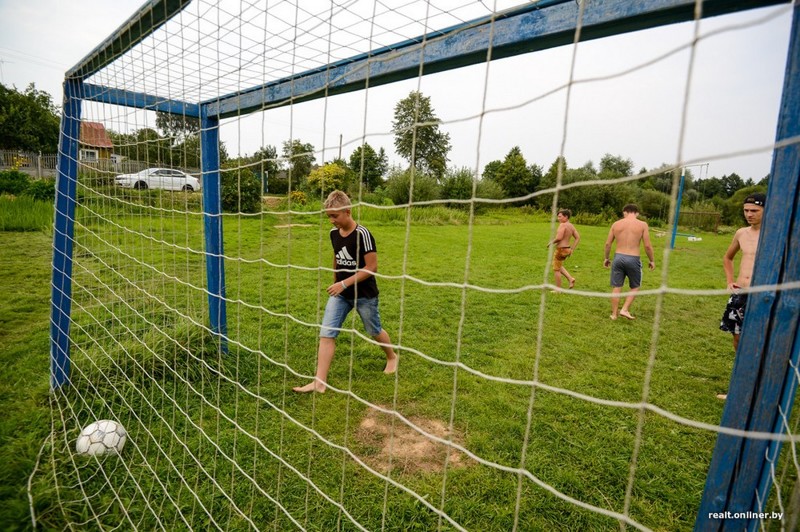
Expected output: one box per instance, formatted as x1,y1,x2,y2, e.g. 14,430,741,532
293,191,398,393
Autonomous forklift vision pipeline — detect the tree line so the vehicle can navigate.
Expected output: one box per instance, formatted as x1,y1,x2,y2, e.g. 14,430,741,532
0,83,60,152
1,83,767,225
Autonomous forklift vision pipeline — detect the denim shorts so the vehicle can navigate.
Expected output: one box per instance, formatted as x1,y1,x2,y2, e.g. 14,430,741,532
320,296,383,338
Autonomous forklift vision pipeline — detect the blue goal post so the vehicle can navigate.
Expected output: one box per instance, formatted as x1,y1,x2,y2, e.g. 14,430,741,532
51,1,800,528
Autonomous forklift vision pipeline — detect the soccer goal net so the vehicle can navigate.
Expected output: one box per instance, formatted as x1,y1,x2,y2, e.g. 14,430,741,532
32,1,800,530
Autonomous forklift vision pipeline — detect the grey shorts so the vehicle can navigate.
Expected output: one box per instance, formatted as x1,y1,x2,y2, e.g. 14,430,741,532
610,253,642,289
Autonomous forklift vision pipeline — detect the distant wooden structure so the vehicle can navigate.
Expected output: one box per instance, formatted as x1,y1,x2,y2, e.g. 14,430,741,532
79,121,113,161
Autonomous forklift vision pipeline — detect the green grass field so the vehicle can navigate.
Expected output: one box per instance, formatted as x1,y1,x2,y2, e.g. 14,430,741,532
0,199,795,531
0,195,53,232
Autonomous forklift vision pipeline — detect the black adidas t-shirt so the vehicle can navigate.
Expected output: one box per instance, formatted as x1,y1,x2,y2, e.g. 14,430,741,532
330,224,379,299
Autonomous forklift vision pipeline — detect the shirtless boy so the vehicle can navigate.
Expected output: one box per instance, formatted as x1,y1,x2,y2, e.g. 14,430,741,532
720,193,765,351
547,209,581,290
293,190,398,393
603,204,655,320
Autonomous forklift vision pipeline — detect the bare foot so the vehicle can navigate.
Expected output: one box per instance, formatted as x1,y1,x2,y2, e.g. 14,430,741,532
384,355,398,375
716,393,727,400
569,278,576,289
610,314,617,320
292,381,326,393
619,310,635,320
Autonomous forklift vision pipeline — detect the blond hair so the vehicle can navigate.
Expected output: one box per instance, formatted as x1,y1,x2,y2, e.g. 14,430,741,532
323,190,351,210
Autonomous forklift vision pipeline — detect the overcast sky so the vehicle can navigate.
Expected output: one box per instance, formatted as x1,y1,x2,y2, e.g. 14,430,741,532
0,0,793,181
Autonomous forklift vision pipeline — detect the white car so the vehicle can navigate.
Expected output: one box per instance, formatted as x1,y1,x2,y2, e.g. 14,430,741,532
115,168,201,192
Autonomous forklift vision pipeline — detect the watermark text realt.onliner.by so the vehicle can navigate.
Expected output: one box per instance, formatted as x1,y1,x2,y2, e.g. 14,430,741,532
707,511,782,520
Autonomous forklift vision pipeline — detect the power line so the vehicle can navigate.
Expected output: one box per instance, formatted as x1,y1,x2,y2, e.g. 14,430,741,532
0,46,67,71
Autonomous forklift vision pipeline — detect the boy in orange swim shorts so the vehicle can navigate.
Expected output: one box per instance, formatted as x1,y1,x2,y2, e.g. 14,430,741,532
546,209,580,290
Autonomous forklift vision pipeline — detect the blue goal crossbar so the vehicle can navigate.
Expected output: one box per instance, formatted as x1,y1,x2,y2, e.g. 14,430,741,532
52,1,800,528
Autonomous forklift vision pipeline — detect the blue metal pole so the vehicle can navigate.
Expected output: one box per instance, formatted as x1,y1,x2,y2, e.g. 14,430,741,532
695,3,800,530
50,79,82,389
200,108,228,351
743,2,800,525
670,167,685,249
753,325,800,530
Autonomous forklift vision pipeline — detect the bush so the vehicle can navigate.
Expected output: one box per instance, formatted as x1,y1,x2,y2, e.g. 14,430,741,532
441,167,475,205
23,178,56,202
476,178,506,202
0,170,31,195
384,168,439,205
305,163,346,196
359,186,392,207
638,189,672,221
79,170,115,188
572,210,615,226
267,176,289,195
221,167,262,213
439,169,507,213
289,190,307,205
357,204,468,225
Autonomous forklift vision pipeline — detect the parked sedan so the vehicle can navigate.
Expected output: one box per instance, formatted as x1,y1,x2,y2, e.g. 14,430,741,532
114,168,201,191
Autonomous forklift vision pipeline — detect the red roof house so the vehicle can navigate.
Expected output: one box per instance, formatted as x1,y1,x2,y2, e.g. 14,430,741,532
80,121,113,161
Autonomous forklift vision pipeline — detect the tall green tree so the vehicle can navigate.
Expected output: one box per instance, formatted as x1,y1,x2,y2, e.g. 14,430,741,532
598,153,633,178
720,173,745,197
110,127,227,169
392,91,451,180
125,128,172,165
441,166,475,202
0,83,60,152
256,144,290,194
349,143,388,190
441,166,504,209
493,146,540,201
282,139,316,185
639,164,674,193
172,133,228,169
330,157,356,189
250,145,280,169
169,133,201,168
249,145,281,188
481,160,502,182
155,111,199,145
539,156,568,191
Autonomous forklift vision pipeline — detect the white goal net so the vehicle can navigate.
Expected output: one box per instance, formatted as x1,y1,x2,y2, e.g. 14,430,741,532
32,1,800,530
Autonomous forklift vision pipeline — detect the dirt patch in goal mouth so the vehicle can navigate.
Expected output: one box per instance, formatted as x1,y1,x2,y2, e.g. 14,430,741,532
354,407,466,475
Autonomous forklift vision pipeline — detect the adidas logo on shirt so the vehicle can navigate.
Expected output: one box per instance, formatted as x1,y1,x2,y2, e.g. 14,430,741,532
336,246,357,267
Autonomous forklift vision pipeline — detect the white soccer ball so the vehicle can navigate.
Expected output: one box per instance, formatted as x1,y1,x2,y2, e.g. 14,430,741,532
76,420,127,456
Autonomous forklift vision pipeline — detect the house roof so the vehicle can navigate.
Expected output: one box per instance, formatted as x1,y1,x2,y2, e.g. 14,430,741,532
80,121,113,149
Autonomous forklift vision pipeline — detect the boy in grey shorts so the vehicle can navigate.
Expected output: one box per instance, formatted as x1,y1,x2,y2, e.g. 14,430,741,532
610,253,642,290
603,204,655,320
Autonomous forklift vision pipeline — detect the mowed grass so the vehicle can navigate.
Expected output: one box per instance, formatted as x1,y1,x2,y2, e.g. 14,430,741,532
3,202,795,530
